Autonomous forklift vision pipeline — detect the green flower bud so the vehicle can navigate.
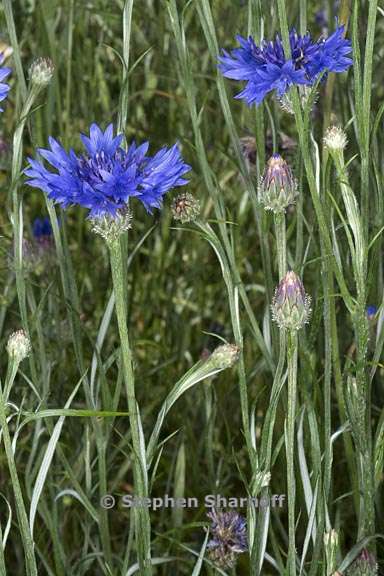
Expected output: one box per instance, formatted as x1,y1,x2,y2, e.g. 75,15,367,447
91,208,132,244
271,271,311,331
29,57,54,88
208,343,240,370
259,154,298,213
7,330,31,364
171,192,200,223
347,549,378,576
324,126,347,153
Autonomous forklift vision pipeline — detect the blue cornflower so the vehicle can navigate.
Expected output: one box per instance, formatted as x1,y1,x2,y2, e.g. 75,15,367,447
25,123,191,219
32,217,52,239
366,305,377,321
207,509,247,568
0,54,11,111
219,25,352,106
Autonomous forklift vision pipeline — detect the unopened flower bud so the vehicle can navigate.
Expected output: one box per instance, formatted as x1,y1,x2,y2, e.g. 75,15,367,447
258,154,298,213
7,330,31,363
208,343,240,370
91,208,132,244
279,85,318,115
29,57,54,88
271,271,311,331
347,548,378,576
324,126,347,152
171,192,200,223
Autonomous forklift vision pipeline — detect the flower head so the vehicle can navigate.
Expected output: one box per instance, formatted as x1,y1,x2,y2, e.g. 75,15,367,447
207,509,247,568
346,549,378,576
259,154,298,212
207,343,241,370
219,26,352,106
91,208,132,244
25,123,191,219
324,125,348,152
7,330,31,364
33,216,53,241
171,192,200,223
272,271,311,331
0,53,11,111
29,57,54,88
366,305,377,321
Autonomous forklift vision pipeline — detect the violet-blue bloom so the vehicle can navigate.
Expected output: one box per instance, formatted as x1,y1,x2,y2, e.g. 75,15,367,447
32,217,52,239
219,26,352,106
0,54,11,111
207,509,247,568
25,124,191,218
366,305,377,321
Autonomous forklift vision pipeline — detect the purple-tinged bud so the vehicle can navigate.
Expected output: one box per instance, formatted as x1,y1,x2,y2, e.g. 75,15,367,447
347,548,378,576
271,271,311,331
258,154,298,213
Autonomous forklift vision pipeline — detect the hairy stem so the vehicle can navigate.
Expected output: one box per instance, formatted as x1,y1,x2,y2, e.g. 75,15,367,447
108,239,152,575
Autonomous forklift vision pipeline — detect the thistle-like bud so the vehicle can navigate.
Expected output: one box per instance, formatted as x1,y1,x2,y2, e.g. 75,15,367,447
29,57,54,88
207,343,240,370
6,330,31,364
279,85,318,115
324,529,339,575
171,192,200,223
347,549,378,576
207,509,247,568
258,154,298,213
91,208,132,244
271,271,311,331
323,126,347,153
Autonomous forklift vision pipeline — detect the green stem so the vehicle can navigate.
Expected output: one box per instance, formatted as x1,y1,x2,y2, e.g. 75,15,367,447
360,0,378,240
322,253,332,500
274,211,287,279
286,331,298,576
276,0,353,314
355,305,375,541
108,239,152,575
330,150,375,540
0,369,37,576
2,0,27,102
12,86,42,387
64,0,74,145
117,0,134,134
